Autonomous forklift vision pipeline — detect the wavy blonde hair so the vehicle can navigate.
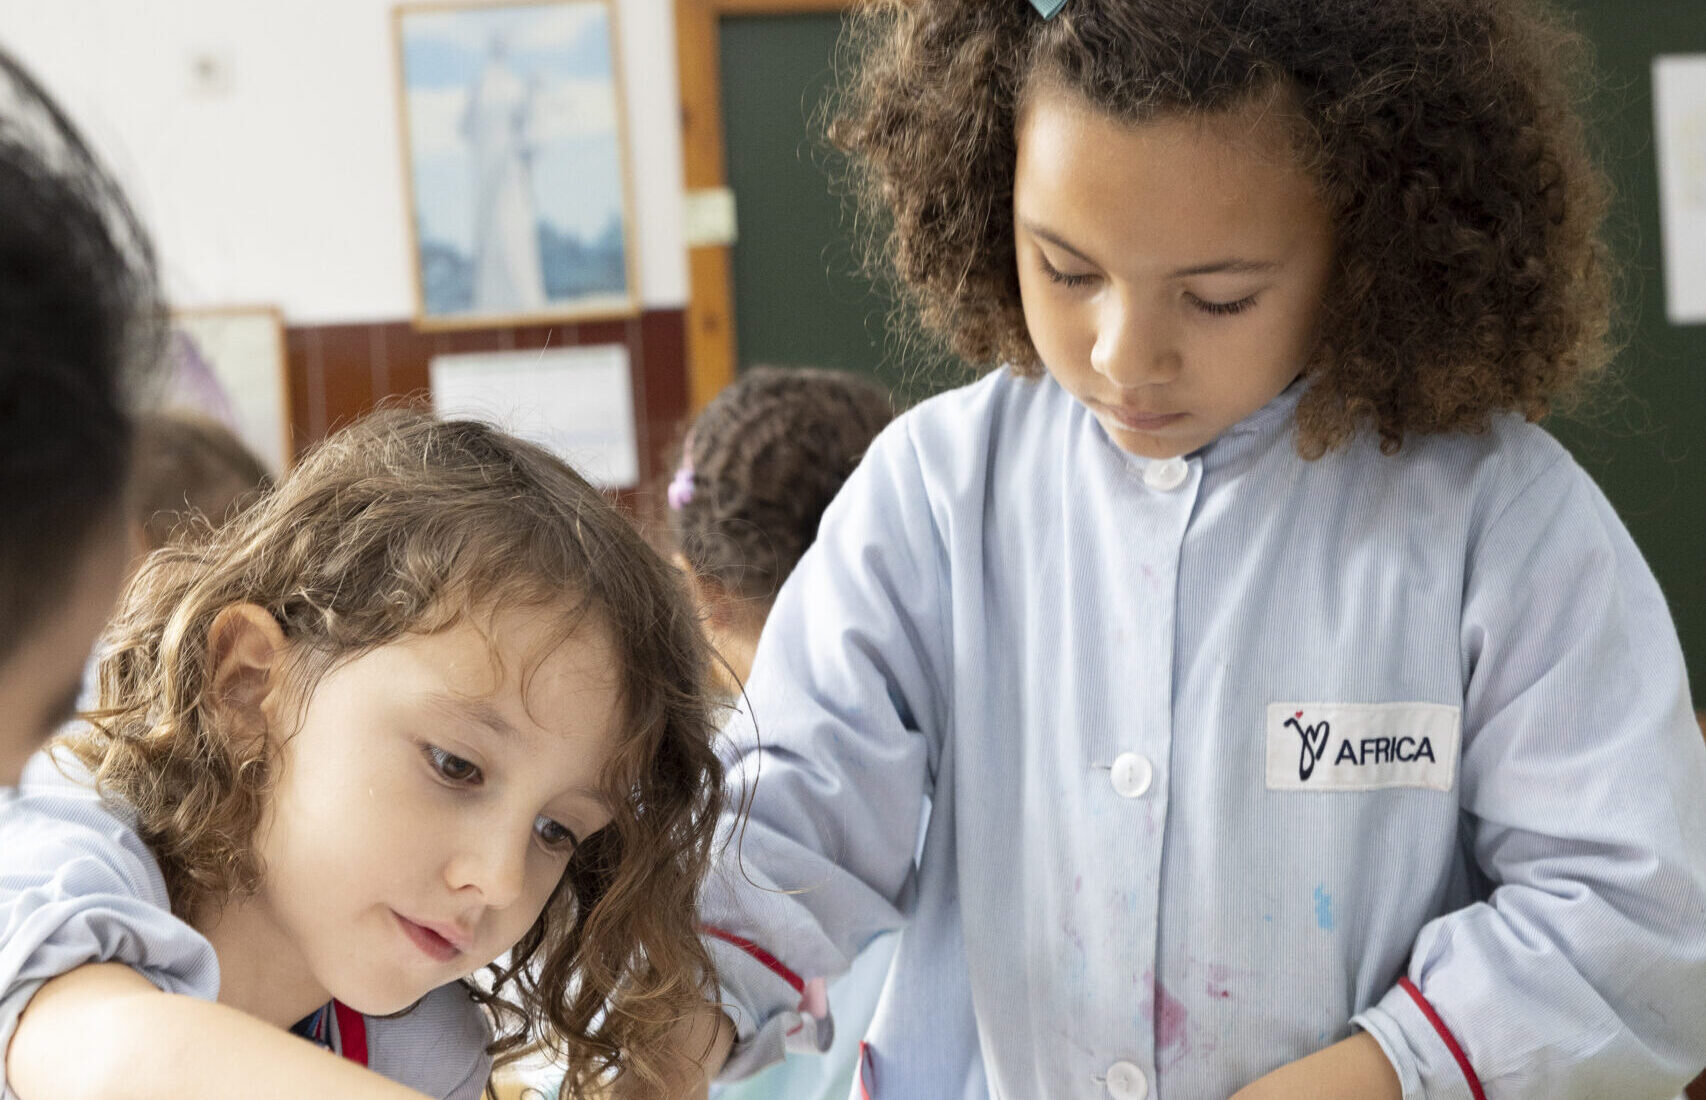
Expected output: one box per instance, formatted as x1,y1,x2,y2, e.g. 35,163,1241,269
65,410,724,1096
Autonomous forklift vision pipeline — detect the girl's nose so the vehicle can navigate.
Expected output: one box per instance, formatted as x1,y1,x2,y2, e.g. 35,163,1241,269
1090,294,1181,387
446,825,528,910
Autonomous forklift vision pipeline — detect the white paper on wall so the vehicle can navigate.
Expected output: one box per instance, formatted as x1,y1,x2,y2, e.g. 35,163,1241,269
1654,54,1706,325
429,343,639,489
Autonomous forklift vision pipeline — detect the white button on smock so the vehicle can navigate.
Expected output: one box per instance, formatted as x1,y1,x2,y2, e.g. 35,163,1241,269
1109,753,1153,798
1105,1060,1148,1099
1143,456,1189,491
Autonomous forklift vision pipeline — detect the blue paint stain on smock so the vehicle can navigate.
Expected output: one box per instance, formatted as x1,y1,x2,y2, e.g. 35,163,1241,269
1313,884,1334,931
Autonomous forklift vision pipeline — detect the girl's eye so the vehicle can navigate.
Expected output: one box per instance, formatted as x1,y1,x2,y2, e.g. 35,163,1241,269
1038,253,1096,289
424,745,482,784
1189,292,1258,316
534,816,579,853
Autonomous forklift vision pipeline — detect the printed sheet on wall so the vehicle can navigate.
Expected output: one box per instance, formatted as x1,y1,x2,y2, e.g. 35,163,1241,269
1655,54,1706,325
429,343,639,490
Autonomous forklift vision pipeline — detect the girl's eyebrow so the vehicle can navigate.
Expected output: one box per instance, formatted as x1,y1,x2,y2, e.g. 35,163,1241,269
1169,258,1280,277
1020,220,1099,266
1021,218,1281,278
429,694,519,740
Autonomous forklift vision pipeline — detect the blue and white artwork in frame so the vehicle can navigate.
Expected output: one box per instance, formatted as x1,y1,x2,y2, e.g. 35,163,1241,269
395,0,638,328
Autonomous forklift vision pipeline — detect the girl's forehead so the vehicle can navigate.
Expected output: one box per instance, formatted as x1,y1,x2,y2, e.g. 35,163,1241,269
1018,79,1305,178
1014,84,1326,254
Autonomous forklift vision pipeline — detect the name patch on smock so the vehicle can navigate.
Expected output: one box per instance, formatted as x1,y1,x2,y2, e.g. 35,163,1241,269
1266,702,1459,792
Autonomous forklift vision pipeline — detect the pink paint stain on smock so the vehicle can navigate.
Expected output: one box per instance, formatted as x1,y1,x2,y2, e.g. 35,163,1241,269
1154,980,1188,1050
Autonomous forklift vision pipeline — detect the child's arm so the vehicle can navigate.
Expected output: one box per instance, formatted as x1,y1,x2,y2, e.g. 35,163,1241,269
1341,453,1706,1096
7,963,439,1100
1231,1034,1400,1100
695,417,948,1080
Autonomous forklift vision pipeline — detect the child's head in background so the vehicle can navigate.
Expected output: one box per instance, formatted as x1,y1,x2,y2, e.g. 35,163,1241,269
130,411,272,555
68,410,723,1094
833,0,1612,459
0,47,164,781
668,367,894,691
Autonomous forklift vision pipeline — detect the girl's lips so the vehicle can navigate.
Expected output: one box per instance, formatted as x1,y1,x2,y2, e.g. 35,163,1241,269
1103,404,1186,432
392,911,464,963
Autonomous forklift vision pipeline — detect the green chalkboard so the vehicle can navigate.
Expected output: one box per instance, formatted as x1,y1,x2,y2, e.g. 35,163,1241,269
720,15,878,373
719,12,961,405
1548,1,1706,697
718,5,1705,696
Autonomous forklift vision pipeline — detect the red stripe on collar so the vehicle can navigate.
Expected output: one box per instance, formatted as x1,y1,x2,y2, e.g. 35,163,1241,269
332,1000,369,1067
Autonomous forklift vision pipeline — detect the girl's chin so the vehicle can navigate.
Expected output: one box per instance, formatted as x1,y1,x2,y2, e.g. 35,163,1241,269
1101,420,1193,460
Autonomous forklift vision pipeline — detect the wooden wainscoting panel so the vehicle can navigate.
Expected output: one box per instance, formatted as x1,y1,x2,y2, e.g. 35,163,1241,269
280,312,689,515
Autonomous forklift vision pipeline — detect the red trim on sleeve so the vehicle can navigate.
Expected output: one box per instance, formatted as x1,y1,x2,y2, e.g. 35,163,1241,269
332,1000,369,1067
701,925,806,994
857,1040,874,1100
1397,976,1484,1100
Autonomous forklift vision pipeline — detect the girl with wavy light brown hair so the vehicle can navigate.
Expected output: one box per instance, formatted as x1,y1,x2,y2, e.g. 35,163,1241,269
655,1,1706,1098
0,410,723,1100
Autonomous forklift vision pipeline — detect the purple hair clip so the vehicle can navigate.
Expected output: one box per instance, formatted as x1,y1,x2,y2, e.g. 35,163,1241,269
668,434,696,510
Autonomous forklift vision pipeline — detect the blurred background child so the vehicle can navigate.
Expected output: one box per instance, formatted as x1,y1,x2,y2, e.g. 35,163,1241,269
668,366,895,697
129,410,273,556
670,365,895,1100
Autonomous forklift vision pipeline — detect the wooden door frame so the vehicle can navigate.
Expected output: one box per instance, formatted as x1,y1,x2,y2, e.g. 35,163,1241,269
675,0,855,413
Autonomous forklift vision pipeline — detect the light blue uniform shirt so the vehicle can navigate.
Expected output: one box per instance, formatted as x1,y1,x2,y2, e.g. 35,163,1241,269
701,370,1706,1099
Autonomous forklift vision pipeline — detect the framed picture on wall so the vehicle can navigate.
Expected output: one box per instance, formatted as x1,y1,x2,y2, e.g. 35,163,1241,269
393,0,640,330
168,306,294,475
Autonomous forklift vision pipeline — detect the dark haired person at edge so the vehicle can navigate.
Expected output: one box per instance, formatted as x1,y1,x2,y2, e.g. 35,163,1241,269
666,365,897,1100
637,1,1706,1098
0,45,164,785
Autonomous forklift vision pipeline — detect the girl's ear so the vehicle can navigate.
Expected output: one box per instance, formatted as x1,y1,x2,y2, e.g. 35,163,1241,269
206,603,288,722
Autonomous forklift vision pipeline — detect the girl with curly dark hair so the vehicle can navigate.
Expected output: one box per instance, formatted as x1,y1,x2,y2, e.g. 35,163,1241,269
1,411,724,1099
663,2,1706,1098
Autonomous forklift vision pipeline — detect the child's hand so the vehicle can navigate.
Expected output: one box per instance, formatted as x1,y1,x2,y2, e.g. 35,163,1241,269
1230,1033,1401,1100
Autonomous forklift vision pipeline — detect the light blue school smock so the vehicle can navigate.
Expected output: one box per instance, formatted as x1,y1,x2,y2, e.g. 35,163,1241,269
700,369,1706,1099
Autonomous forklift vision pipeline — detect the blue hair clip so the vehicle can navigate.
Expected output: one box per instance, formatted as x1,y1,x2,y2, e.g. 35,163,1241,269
1029,0,1066,17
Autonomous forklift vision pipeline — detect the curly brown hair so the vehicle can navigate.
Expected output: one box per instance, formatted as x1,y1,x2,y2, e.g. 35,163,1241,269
668,366,895,606
65,410,723,1097
831,0,1615,456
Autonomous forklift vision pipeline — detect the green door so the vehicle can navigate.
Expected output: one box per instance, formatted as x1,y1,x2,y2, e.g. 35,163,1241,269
720,12,959,405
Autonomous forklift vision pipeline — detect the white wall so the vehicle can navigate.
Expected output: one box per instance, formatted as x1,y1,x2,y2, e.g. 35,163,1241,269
0,0,688,322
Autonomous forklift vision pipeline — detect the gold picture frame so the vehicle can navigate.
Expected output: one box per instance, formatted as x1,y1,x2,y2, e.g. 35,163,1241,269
393,0,641,330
